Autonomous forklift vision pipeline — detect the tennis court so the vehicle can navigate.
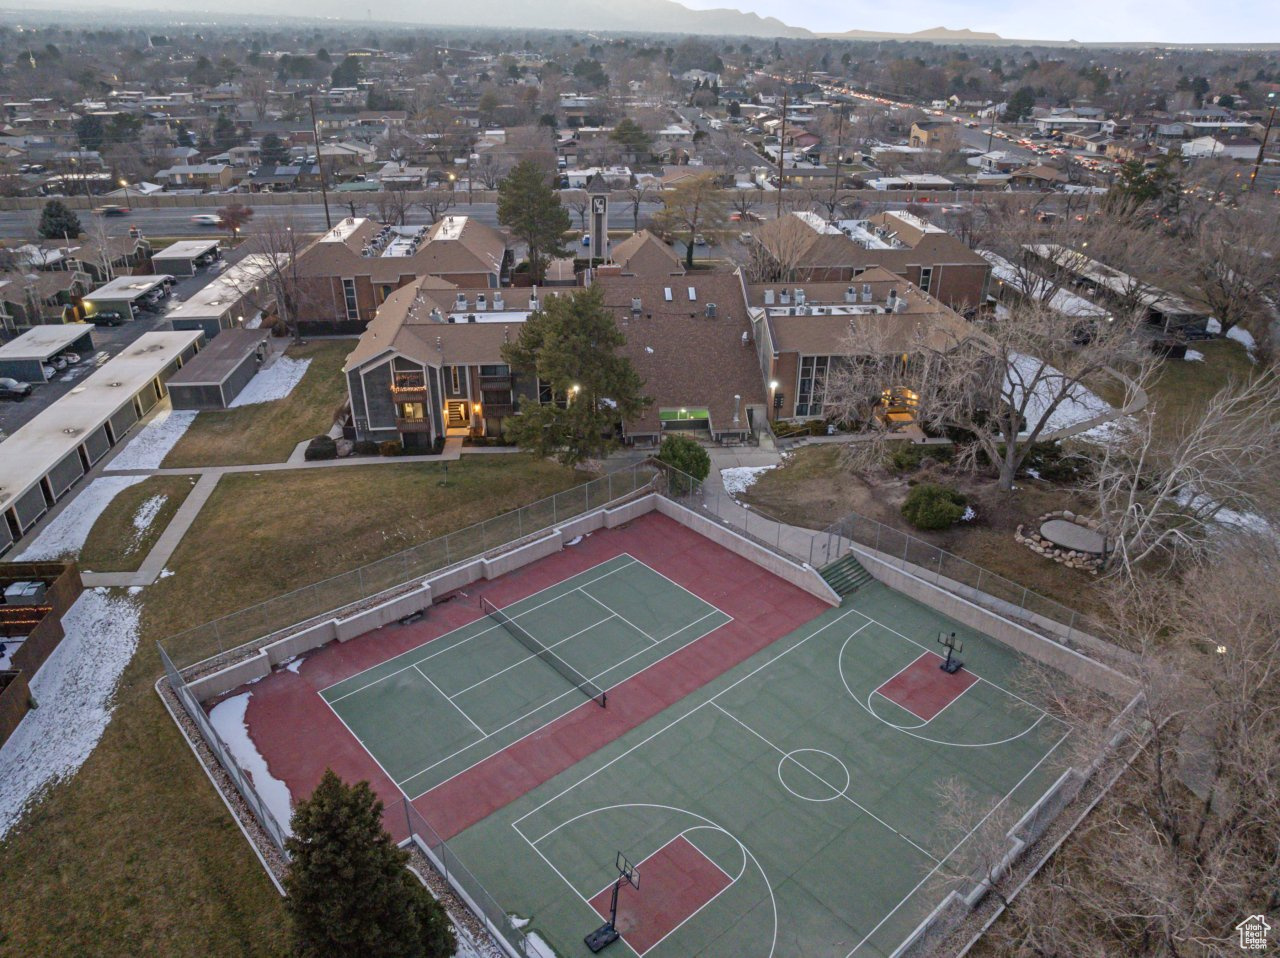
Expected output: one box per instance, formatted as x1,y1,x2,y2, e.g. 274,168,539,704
444,582,1072,958
320,554,732,799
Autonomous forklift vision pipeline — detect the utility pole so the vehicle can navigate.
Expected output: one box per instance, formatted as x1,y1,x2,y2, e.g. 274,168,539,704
776,90,787,219
1249,94,1277,193
309,96,333,229
829,107,845,223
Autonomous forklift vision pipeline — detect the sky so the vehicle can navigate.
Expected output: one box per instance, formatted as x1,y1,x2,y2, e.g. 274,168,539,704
675,0,1264,44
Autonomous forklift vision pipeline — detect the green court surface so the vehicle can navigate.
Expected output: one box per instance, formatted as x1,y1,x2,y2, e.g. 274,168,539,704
321,554,731,798
446,581,1073,958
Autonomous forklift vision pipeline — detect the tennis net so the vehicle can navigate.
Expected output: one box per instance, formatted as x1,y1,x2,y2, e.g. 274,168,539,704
480,596,607,707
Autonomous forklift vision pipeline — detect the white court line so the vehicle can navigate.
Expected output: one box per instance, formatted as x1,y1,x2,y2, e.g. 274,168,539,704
319,695,411,807
868,652,935,722
845,727,1071,957
320,556,638,702
446,613,616,699
414,665,486,735
710,702,941,865
579,588,657,644
870,656,980,729
634,828,749,958
515,610,867,834
401,607,731,796
514,802,778,958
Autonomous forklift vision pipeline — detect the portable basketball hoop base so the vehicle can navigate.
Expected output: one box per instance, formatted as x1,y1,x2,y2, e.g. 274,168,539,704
585,852,639,953
938,631,965,674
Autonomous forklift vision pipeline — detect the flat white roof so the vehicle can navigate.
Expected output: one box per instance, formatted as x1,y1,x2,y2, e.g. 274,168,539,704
153,240,220,260
0,324,92,362
167,254,282,321
0,331,202,511
87,275,170,301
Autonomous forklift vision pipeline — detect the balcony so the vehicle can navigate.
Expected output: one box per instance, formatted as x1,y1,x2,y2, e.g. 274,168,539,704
395,415,432,434
391,373,428,401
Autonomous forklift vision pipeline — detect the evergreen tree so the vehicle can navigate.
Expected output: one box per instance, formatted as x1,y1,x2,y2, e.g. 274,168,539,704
38,199,81,239
501,285,650,466
284,770,454,958
75,114,105,151
331,54,363,87
1002,86,1036,122
609,118,651,158
657,434,711,491
259,133,290,165
497,159,570,284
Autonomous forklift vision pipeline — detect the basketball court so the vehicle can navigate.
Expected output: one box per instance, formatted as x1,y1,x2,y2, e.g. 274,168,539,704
227,513,1076,958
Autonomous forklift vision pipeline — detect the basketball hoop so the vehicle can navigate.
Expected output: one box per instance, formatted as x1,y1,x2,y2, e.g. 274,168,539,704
938,631,965,674
585,852,640,953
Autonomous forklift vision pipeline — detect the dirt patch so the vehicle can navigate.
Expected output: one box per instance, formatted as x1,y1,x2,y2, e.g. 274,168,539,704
740,445,1105,615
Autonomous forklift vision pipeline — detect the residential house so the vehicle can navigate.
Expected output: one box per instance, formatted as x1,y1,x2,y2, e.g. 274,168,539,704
598,230,685,279
908,121,953,149
744,267,987,425
1008,164,1069,190
155,163,234,191
751,211,990,312
293,215,511,334
0,268,91,329
246,162,324,192
320,141,378,169
1181,135,1261,160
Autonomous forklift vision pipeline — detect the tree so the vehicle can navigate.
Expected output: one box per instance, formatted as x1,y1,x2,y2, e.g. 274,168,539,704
217,202,254,240
284,770,454,958
212,114,241,151
1092,369,1280,579
657,434,710,482
990,541,1280,955
259,133,289,165
418,190,456,224
497,159,570,284
624,180,655,233
652,173,728,269
1181,206,1280,337
571,58,608,90
1105,155,1182,218
38,199,81,239
501,285,650,466
75,114,105,151
824,300,1146,492
609,118,651,160
1002,85,1036,122
330,54,363,88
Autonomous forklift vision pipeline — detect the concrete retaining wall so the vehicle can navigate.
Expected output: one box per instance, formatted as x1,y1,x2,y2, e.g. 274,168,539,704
335,584,433,642
264,619,338,668
604,495,657,527
852,545,1135,698
482,533,563,580
654,497,841,606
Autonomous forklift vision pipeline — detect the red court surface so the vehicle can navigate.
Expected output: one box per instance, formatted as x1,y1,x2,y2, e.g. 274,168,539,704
587,836,732,955
875,651,979,721
225,511,830,841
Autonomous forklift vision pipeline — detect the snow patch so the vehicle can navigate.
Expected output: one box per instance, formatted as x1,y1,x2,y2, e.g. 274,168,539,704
107,408,199,471
509,915,531,929
0,591,141,839
159,568,175,579
721,464,777,498
15,475,147,559
1007,353,1113,435
1226,325,1257,361
960,505,976,522
283,657,304,674
208,692,294,836
525,933,557,958
130,493,167,545
1184,349,1205,362
229,355,311,408
565,534,590,546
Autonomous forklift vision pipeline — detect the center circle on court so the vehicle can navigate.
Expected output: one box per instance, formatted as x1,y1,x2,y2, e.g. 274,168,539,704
777,749,851,803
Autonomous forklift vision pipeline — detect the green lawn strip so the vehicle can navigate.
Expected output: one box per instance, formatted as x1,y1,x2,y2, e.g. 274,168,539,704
162,340,352,469
0,455,583,958
78,474,199,573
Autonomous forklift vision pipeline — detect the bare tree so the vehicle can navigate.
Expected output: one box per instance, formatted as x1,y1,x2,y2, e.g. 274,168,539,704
624,180,655,233
824,300,1147,491
417,190,456,224
988,540,1280,956
748,212,818,283
564,190,591,233
651,172,728,269
233,216,317,343
373,186,413,226
1180,206,1280,337
1092,369,1280,579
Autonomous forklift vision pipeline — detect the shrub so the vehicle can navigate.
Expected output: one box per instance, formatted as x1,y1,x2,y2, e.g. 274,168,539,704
353,439,380,455
303,435,337,461
901,483,968,530
888,443,952,472
378,439,403,457
431,436,445,455
657,433,711,482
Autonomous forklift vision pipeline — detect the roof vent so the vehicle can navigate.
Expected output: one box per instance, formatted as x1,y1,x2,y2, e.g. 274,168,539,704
705,303,717,318
631,297,642,314
861,284,872,303
763,288,775,305
476,293,487,311
455,293,468,309
779,290,791,305
844,286,856,303
467,313,477,323
493,293,504,310
795,288,806,306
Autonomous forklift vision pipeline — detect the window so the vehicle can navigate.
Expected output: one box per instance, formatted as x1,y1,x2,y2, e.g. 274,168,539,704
919,267,933,294
398,401,425,422
341,278,358,321
479,364,510,378
663,287,673,301
795,355,829,418
537,377,568,409
449,366,462,393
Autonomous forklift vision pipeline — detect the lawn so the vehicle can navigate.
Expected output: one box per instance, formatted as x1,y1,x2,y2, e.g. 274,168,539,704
162,340,351,468
78,475,198,573
0,455,584,958
740,445,1105,615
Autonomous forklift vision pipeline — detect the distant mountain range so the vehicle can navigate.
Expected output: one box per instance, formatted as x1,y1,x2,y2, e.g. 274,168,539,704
822,26,1004,42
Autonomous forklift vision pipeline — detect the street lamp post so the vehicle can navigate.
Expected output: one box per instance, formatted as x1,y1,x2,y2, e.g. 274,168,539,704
768,379,779,421
1249,93,1277,193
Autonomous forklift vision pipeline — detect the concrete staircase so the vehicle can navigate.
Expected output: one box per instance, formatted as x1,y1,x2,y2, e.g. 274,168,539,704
820,553,874,597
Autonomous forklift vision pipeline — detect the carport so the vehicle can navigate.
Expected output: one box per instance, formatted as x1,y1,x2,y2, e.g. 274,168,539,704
83,275,172,323
168,328,267,409
0,325,95,383
151,240,221,277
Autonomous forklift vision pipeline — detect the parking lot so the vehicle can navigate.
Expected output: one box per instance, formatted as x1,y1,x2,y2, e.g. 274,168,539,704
0,246,248,437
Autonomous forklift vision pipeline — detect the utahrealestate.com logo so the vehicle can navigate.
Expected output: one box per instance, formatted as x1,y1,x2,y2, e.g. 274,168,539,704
1237,915,1272,951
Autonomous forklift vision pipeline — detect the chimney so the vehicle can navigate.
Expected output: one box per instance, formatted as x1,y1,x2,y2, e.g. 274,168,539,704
763,288,775,305
705,302,717,318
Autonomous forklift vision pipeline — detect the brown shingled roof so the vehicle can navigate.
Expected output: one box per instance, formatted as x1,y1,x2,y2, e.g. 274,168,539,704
609,230,685,277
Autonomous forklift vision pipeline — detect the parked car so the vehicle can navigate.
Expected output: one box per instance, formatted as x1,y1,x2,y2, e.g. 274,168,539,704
89,310,126,326
50,355,68,371
0,377,33,401
191,214,222,226
62,352,81,364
